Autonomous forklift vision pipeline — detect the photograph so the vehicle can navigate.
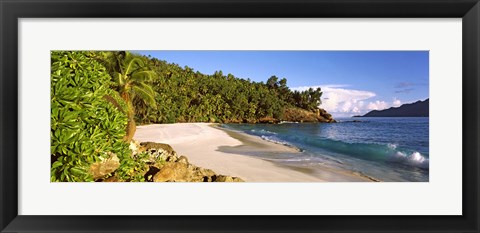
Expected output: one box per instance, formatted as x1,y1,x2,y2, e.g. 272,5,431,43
3,0,478,231
50,50,429,182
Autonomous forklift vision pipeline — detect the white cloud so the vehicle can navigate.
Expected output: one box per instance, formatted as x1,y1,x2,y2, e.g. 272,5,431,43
393,98,402,107
322,87,376,114
367,100,388,110
292,85,376,117
291,85,405,117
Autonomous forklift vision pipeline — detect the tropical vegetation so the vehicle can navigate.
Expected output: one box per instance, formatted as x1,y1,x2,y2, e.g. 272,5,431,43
132,55,324,124
93,51,157,142
50,50,327,182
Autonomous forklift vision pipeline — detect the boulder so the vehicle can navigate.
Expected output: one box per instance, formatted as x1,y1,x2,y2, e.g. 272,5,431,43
134,142,246,182
129,139,143,156
153,162,190,182
232,177,245,182
190,167,217,182
213,175,244,182
177,155,189,164
140,142,175,155
194,167,216,177
214,175,234,182
89,152,120,180
140,141,177,163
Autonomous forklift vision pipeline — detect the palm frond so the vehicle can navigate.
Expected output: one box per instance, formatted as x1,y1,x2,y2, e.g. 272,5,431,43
132,83,156,108
137,82,156,98
131,70,156,82
124,58,145,77
115,72,125,86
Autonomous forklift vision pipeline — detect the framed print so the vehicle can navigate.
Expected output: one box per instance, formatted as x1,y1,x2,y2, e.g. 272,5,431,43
1,0,479,232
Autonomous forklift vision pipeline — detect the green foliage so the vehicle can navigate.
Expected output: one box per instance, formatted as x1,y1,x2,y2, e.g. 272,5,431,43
93,51,157,107
94,51,157,142
292,87,323,111
127,54,323,124
115,151,151,182
50,51,132,182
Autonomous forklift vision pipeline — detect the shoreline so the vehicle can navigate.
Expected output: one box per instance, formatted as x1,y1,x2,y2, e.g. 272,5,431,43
214,125,374,182
134,123,372,182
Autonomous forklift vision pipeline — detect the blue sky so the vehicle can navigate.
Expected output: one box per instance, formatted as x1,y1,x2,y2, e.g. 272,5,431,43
136,51,429,117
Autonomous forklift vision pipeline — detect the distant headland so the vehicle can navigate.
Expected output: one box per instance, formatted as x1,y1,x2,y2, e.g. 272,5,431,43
354,99,429,117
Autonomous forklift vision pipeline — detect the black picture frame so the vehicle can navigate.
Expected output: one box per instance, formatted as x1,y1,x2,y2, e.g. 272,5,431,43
1,0,479,232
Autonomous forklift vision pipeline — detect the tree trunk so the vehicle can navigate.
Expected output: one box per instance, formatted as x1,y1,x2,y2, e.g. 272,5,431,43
122,92,136,143
124,112,136,143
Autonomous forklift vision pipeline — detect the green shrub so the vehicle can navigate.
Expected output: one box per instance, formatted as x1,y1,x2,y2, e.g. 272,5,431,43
50,51,132,182
115,151,151,182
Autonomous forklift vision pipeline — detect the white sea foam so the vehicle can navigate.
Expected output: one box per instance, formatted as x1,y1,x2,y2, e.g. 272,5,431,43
251,129,277,135
260,135,289,146
279,121,298,124
393,151,429,168
411,152,426,163
387,143,398,150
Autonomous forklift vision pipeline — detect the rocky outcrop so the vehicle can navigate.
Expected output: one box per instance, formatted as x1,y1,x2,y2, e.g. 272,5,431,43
153,162,191,182
106,140,245,182
138,141,178,165
140,142,175,155
258,117,280,124
213,175,244,182
282,107,336,123
225,108,336,124
89,152,121,180
152,162,244,182
316,108,335,122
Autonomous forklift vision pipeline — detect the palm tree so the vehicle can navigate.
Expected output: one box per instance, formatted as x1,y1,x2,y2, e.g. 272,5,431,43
97,51,157,142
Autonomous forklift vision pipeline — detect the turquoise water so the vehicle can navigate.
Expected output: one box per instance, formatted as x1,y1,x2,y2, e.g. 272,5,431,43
222,117,429,182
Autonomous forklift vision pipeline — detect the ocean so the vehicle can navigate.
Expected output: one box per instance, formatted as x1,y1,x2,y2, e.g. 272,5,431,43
221,117,429,182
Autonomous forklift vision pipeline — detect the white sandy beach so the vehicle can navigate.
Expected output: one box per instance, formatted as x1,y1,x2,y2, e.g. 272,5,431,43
134,123,326,182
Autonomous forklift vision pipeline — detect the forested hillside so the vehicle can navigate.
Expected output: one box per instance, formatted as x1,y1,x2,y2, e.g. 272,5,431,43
119,52,334,124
